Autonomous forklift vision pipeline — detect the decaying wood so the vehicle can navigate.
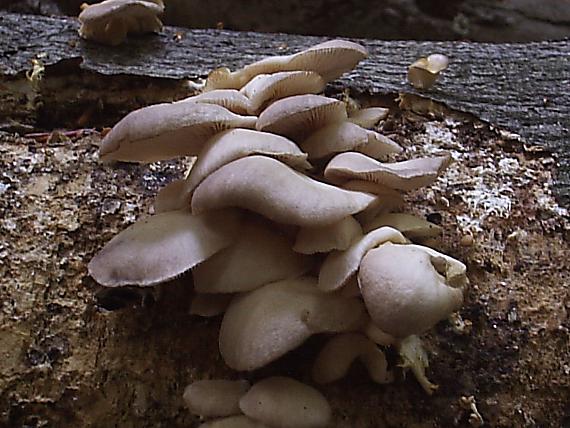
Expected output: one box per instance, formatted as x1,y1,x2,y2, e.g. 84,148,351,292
0,12,569,428
1,13,568,203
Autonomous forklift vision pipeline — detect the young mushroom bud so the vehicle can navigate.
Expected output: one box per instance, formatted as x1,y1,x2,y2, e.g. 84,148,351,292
312,333,393,384
358,243,464,338
78,0,164,46
239,377,332,428
408,54,450,90
191,156,376,227
183,379,251,418
99,102,257,163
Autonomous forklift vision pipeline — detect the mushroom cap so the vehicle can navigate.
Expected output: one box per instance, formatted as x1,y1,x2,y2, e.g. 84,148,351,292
363,213,443,241
358,243,464,338
183,379,251,418
240,71,326,114
191,156,376,227
88,209,240,287
293,216,363,254
185,129,310,197
78,0,164,45
219,277,366,371
176,89,251,115
199,416,270,428
324,151,452,191
301,121,402,160
256,95,348,141
341,180,405,224
153,178,188,213
99,102,257,163
318,226,407,292
189,293,232,317
239,377,332,428
312,333,392,384
348,107,389,129
193,218,312,293
408,54,449,90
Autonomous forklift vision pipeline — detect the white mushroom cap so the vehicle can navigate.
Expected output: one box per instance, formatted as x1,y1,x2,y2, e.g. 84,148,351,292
99,102,257,163
239,377,332,428
219,277,366,371
348,107,389,129
199,416,270,428
88,209,240,287
189,293,232,317
78,0,164,46
240,71,326,114
193,218,312,293
191,156,376,227
293,216,362,254
185,129,311,197
318,226,407,292
358,243,464,338
256,95,348,141
324,151,452,191
408,54,450,90
312,333,392,384
363,213,443,241
176,89,251,115
183,379,251,418
300,121,402,160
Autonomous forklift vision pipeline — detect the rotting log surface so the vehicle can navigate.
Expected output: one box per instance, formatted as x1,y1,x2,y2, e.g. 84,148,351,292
0,13,569,203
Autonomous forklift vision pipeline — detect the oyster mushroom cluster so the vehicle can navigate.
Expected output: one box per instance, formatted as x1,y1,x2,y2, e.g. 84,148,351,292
88,40,468,424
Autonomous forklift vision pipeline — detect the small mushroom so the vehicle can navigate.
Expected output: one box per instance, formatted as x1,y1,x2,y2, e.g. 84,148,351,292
191,156,376,227
408,54,450,90
219,277,366,371
189,293,232,317
300,121,402,160
240,71,326,114
256,95,348,141
312,333,392,384
293,216,362,254
397,335,438,394
88,209,240,287
99,102,257,163
199,416,269,428
193,218,312,293
318,226,407,292
348,107,389,129
176,89,251,115
239,377,332,428
324,151,452,191
363,212,442,241
358,243,464,338
183,379,251,418
78,0,164,46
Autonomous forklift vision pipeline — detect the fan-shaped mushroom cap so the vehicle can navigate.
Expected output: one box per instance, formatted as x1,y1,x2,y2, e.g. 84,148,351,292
191,156,376,227
99,102,257,163
189,293,232,317
324,151,452,191
193,219,312,293
239,377,332,428
154,179,188,213
293,216,362,254
318,226,407,292
358,243,464,338
88,209,240,287
78,0,164,46
219,277,366,371
341,180,405,224
177,89,251,115
363,213,442,241
256,95,347,141
301,121,402,160
312,333,392,384
241,71,326,114
183,379,251,418
348,107,389,129
199,416,270,428
408,54,450,90
205,39,367,90
186,129,310,196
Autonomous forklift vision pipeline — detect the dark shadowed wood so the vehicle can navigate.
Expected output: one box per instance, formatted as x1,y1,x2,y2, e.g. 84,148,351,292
0,12,568,201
